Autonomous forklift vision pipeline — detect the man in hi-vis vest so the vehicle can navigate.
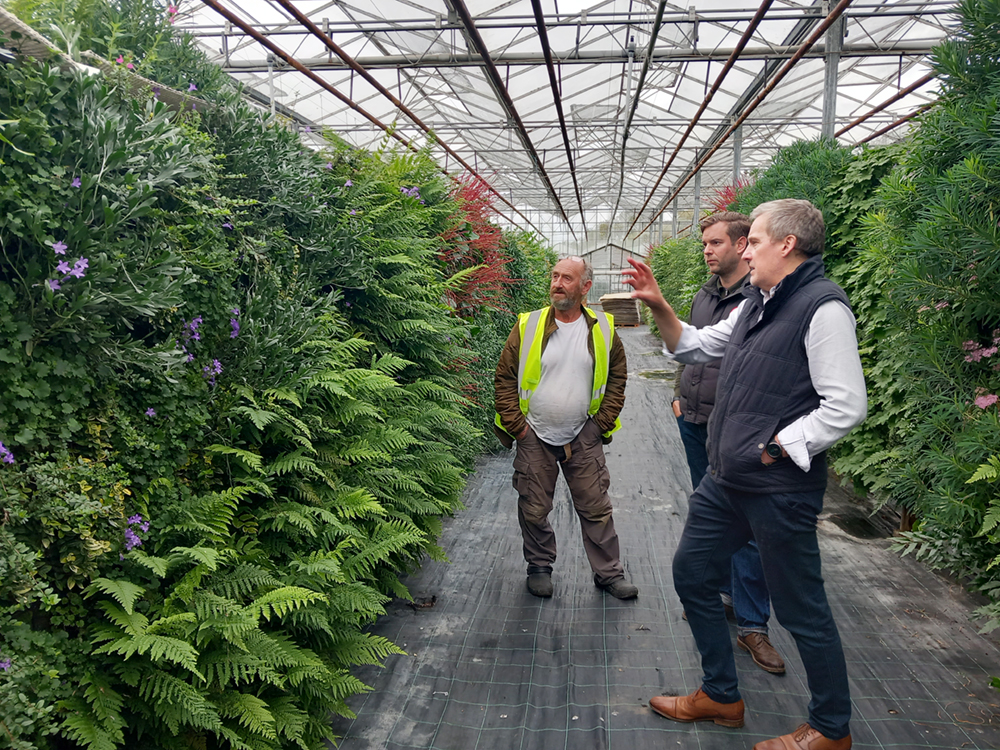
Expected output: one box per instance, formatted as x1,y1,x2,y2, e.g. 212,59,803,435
494,256,637,600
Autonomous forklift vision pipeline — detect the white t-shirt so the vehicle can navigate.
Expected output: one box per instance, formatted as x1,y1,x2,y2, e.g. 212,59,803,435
526,316,594,445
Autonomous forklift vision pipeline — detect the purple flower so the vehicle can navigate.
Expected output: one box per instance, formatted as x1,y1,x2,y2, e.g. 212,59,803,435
0,658,10,671
71,177,82,188
222,222,233,229
345,179,353,187
188,83,197,92
47,279,61,291
183,316,203,343
325,162,333,169
304,126,312,132
56,261,71,275
124,527,143,551
230,318,240,338
345,301,351,307
69,257,89,278
349,209,356,215
140,521,150,532
128,514,143,525
152,87,160,98
51,240,68,255
145,408,156,417
231,308,240,316
186,352,194,362
0,441,14,465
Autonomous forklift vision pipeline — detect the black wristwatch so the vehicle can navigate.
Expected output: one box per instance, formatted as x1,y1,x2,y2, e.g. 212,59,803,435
765,439,783,460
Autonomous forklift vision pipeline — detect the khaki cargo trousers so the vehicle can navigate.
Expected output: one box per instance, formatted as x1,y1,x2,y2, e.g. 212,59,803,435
513,418,625,585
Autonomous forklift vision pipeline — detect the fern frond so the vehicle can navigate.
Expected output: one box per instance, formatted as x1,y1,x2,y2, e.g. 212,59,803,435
215,693,278,741
137,670,223,733
247,586,326,622
206,444,265,474
86,578,146,615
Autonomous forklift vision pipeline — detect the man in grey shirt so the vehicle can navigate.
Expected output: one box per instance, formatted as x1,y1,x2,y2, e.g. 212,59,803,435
623,199,865,750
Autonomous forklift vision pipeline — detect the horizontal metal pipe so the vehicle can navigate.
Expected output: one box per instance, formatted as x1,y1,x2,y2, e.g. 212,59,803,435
218,41,935,72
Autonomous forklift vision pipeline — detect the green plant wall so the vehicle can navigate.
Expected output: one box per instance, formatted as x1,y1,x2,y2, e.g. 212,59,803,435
0,13,553,747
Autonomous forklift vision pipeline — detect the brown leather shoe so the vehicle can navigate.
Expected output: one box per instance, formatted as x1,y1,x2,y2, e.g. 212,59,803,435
753,723,852,749
648,688,744,728
737,632,786,674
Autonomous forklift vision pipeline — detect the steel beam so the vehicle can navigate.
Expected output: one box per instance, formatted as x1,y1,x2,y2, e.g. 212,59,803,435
836,71,935,137
217,41,936,73
822,15,846,139
530,0,586,234
624,0,774,238
635,0,855,236
198,0,544,236
446,0,576,238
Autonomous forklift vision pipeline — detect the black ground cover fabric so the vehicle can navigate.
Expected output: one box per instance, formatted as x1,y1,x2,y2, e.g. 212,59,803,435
331,327,1000,750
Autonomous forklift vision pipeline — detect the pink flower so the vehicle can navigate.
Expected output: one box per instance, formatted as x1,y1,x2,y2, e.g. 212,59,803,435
116,55,124,64
126,62,134,70
167,4,177,12
963,340,978,351
935,301,950,310
974,393,998,409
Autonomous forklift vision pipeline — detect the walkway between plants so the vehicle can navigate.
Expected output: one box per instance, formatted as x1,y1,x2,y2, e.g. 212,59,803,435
331,327,1000,750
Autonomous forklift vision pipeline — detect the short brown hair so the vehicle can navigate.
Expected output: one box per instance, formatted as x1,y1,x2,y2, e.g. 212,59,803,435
699,212,751,245
750,199,825,256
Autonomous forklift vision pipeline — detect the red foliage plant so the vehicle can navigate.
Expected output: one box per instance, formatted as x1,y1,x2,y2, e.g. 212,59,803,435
708,176,752,213
439,175,515,317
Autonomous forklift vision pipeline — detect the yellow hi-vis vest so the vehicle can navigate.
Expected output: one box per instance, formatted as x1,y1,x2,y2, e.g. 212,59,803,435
494,306,623,440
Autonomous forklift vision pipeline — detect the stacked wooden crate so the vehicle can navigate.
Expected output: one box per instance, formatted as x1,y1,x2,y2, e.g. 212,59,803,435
598,293,642,326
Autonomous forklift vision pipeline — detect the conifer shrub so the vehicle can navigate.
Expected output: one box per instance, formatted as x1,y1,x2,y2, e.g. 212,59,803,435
850,0,1000,636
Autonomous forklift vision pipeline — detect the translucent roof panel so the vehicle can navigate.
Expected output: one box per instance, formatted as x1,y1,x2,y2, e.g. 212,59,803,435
181,0,953,252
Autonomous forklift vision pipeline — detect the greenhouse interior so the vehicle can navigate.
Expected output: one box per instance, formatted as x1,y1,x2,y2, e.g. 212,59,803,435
0,0,999,748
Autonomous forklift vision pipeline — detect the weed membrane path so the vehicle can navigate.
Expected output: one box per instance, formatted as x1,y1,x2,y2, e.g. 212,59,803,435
331,326,1000,750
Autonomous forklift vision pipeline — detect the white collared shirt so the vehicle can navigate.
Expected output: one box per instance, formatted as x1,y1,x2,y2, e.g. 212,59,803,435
673,291,867,472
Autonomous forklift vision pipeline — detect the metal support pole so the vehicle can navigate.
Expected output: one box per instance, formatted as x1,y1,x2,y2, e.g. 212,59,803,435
733,123,743,185
267,53,275,117
822,15,845,140
693,171,702,228
672,208,679,239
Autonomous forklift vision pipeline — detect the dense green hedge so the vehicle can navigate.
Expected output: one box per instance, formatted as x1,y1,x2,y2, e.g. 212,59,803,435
0,12,554,749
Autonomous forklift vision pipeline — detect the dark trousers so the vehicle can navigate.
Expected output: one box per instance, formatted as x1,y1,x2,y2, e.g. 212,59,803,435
513,418,624,584
676,416,771,633
673,473,851,740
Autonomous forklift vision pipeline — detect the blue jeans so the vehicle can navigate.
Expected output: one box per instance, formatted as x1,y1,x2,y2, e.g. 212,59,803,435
673,473,851,740
676,416,770,634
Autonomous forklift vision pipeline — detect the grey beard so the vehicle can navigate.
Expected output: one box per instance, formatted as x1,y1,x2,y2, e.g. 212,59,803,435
551,295,576,311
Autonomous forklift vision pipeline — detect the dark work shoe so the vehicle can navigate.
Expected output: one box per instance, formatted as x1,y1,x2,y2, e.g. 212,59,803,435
737,632,786,674
595,575,638,600
526,572,553,598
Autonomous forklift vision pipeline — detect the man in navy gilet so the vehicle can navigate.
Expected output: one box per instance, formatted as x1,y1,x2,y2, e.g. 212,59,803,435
676,212,785,676
623,199,866,750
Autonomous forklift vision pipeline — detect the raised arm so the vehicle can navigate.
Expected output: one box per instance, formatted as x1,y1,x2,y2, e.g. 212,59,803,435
621,257,684,352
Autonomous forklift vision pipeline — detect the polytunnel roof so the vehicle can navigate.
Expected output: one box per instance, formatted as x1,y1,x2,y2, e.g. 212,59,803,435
178,0,953,252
